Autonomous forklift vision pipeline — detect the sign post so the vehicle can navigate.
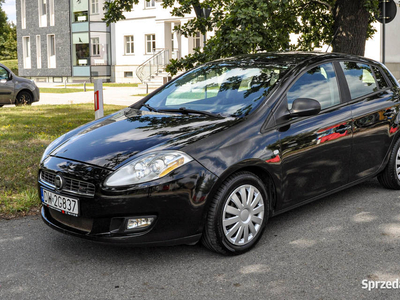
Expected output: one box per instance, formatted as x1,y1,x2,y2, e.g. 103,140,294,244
378,0,398,64
94,79,104,120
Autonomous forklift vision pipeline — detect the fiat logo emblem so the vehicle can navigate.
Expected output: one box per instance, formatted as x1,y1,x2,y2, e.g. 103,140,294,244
54,175,64,190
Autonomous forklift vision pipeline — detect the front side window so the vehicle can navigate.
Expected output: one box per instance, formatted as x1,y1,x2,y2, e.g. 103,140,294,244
145,34,156,54
340,62,377,99
144,64,287,117
0,67,8,80
287,63,340,110
125,35,134,54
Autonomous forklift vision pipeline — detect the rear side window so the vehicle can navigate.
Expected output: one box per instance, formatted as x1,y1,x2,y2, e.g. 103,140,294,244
372,66,389,89
340,62,377,99
382,66,399,87
287,63,340,110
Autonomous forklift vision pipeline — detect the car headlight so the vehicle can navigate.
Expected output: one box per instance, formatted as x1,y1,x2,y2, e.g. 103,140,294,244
40,134,66,163
104,151,193,187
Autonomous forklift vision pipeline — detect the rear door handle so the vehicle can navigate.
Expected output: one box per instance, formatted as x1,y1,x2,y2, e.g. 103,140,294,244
384,109,396,117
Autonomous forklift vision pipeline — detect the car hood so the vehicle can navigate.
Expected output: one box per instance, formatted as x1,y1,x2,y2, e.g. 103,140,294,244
50,108,237,169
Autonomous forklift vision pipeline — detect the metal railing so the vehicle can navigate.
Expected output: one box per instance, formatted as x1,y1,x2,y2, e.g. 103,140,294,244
136,49,170,84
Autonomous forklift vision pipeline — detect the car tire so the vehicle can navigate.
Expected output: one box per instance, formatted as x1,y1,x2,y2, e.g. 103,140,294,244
15,91,33,106
378,138,400,190
201,171,269,255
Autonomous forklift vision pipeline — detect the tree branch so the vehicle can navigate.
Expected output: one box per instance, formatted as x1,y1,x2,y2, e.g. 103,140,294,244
309,0,332,11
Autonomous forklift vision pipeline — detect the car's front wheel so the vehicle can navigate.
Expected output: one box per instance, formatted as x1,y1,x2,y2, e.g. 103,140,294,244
378,138,400,189
15,91,33,106
202,172,269,255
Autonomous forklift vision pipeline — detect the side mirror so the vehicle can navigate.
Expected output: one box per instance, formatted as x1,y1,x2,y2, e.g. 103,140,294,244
8,73,12,80
290,98,321,118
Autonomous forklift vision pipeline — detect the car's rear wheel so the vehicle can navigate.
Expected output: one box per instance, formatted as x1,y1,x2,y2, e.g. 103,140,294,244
378,138,400,189
202,172,269,255
15,91,33,106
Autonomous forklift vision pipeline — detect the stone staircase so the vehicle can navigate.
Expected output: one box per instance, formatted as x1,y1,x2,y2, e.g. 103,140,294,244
138,71,183,90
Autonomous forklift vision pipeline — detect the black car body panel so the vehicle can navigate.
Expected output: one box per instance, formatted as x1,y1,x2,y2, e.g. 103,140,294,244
38,52,400,250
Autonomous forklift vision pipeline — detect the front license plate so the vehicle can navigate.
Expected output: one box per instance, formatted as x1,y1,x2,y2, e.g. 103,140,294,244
41,189,79,217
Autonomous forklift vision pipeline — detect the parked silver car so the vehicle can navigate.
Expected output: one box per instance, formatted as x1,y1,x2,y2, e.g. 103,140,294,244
0,63,40,107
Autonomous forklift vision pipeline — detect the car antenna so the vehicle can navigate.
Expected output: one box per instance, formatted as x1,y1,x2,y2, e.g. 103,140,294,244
325,27,340,53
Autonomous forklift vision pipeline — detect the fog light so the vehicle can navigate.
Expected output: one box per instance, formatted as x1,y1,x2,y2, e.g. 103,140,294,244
127,217,155,230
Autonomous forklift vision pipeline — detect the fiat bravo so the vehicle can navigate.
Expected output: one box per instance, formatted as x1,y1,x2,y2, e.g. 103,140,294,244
39,52,400,255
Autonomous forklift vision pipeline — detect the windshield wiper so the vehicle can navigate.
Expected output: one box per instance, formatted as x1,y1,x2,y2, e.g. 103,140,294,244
159,107,224,119
142,103,158,112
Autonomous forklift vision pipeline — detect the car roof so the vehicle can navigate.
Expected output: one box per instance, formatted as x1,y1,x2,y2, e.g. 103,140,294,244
210,52,381,69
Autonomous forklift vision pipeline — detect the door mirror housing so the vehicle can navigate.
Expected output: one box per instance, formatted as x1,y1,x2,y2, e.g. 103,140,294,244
290,98,321,118
8,73,12,80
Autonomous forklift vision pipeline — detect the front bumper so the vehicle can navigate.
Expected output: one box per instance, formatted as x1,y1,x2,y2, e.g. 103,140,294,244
39,156,218,246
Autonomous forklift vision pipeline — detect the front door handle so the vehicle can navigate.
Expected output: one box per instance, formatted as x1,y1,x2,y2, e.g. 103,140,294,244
335,125,351,134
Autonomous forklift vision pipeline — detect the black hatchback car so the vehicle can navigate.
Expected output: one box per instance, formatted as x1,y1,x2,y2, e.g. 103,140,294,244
39,52,400,255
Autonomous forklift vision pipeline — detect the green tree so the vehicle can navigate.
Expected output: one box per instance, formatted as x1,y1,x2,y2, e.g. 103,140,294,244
0,0,17,60
2,23,17,59
103,0,380,75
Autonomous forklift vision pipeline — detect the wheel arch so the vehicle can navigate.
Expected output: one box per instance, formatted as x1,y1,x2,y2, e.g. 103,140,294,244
15,89,34,104
202,160,279,223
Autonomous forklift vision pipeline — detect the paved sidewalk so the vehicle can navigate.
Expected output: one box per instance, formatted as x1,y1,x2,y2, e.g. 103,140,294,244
31,83,157,107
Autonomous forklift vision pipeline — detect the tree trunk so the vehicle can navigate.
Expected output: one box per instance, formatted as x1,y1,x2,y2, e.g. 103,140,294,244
332,0,369,56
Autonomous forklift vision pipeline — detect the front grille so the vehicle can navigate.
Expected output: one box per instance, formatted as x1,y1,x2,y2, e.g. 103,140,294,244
49,209,93,233
40,170,95,197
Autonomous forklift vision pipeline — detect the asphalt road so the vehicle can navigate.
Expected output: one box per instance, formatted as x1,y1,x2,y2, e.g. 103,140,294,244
1,178,400,299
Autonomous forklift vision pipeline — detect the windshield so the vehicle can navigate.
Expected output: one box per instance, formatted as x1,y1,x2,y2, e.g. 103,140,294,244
142,63,288,117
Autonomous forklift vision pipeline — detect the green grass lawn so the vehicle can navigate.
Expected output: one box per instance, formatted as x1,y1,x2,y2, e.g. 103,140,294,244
40,88,94,93
0,59,18,75
0,104,125,218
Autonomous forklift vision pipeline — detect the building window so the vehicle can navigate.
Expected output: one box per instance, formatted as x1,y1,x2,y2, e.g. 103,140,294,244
145,0,155,8
145,34,156,54
193,32,201,49
21,0,26,29
36,35,41,69
73,32,89,66
124,71,133,78
22,36,31,69
91,0,99,14
49,0,55,26
47,34,56,68
38,0,47,27
125,35,134,54
91,37,100,56
72,0,89,22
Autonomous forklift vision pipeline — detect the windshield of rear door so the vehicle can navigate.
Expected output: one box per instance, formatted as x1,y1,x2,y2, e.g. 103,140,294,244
142,63,289,117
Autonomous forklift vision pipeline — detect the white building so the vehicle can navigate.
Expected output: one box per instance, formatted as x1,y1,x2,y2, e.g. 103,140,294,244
16,0,400,83
112,0,205,83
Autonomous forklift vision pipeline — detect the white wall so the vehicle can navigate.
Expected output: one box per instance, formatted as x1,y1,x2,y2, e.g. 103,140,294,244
113,0,197,82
